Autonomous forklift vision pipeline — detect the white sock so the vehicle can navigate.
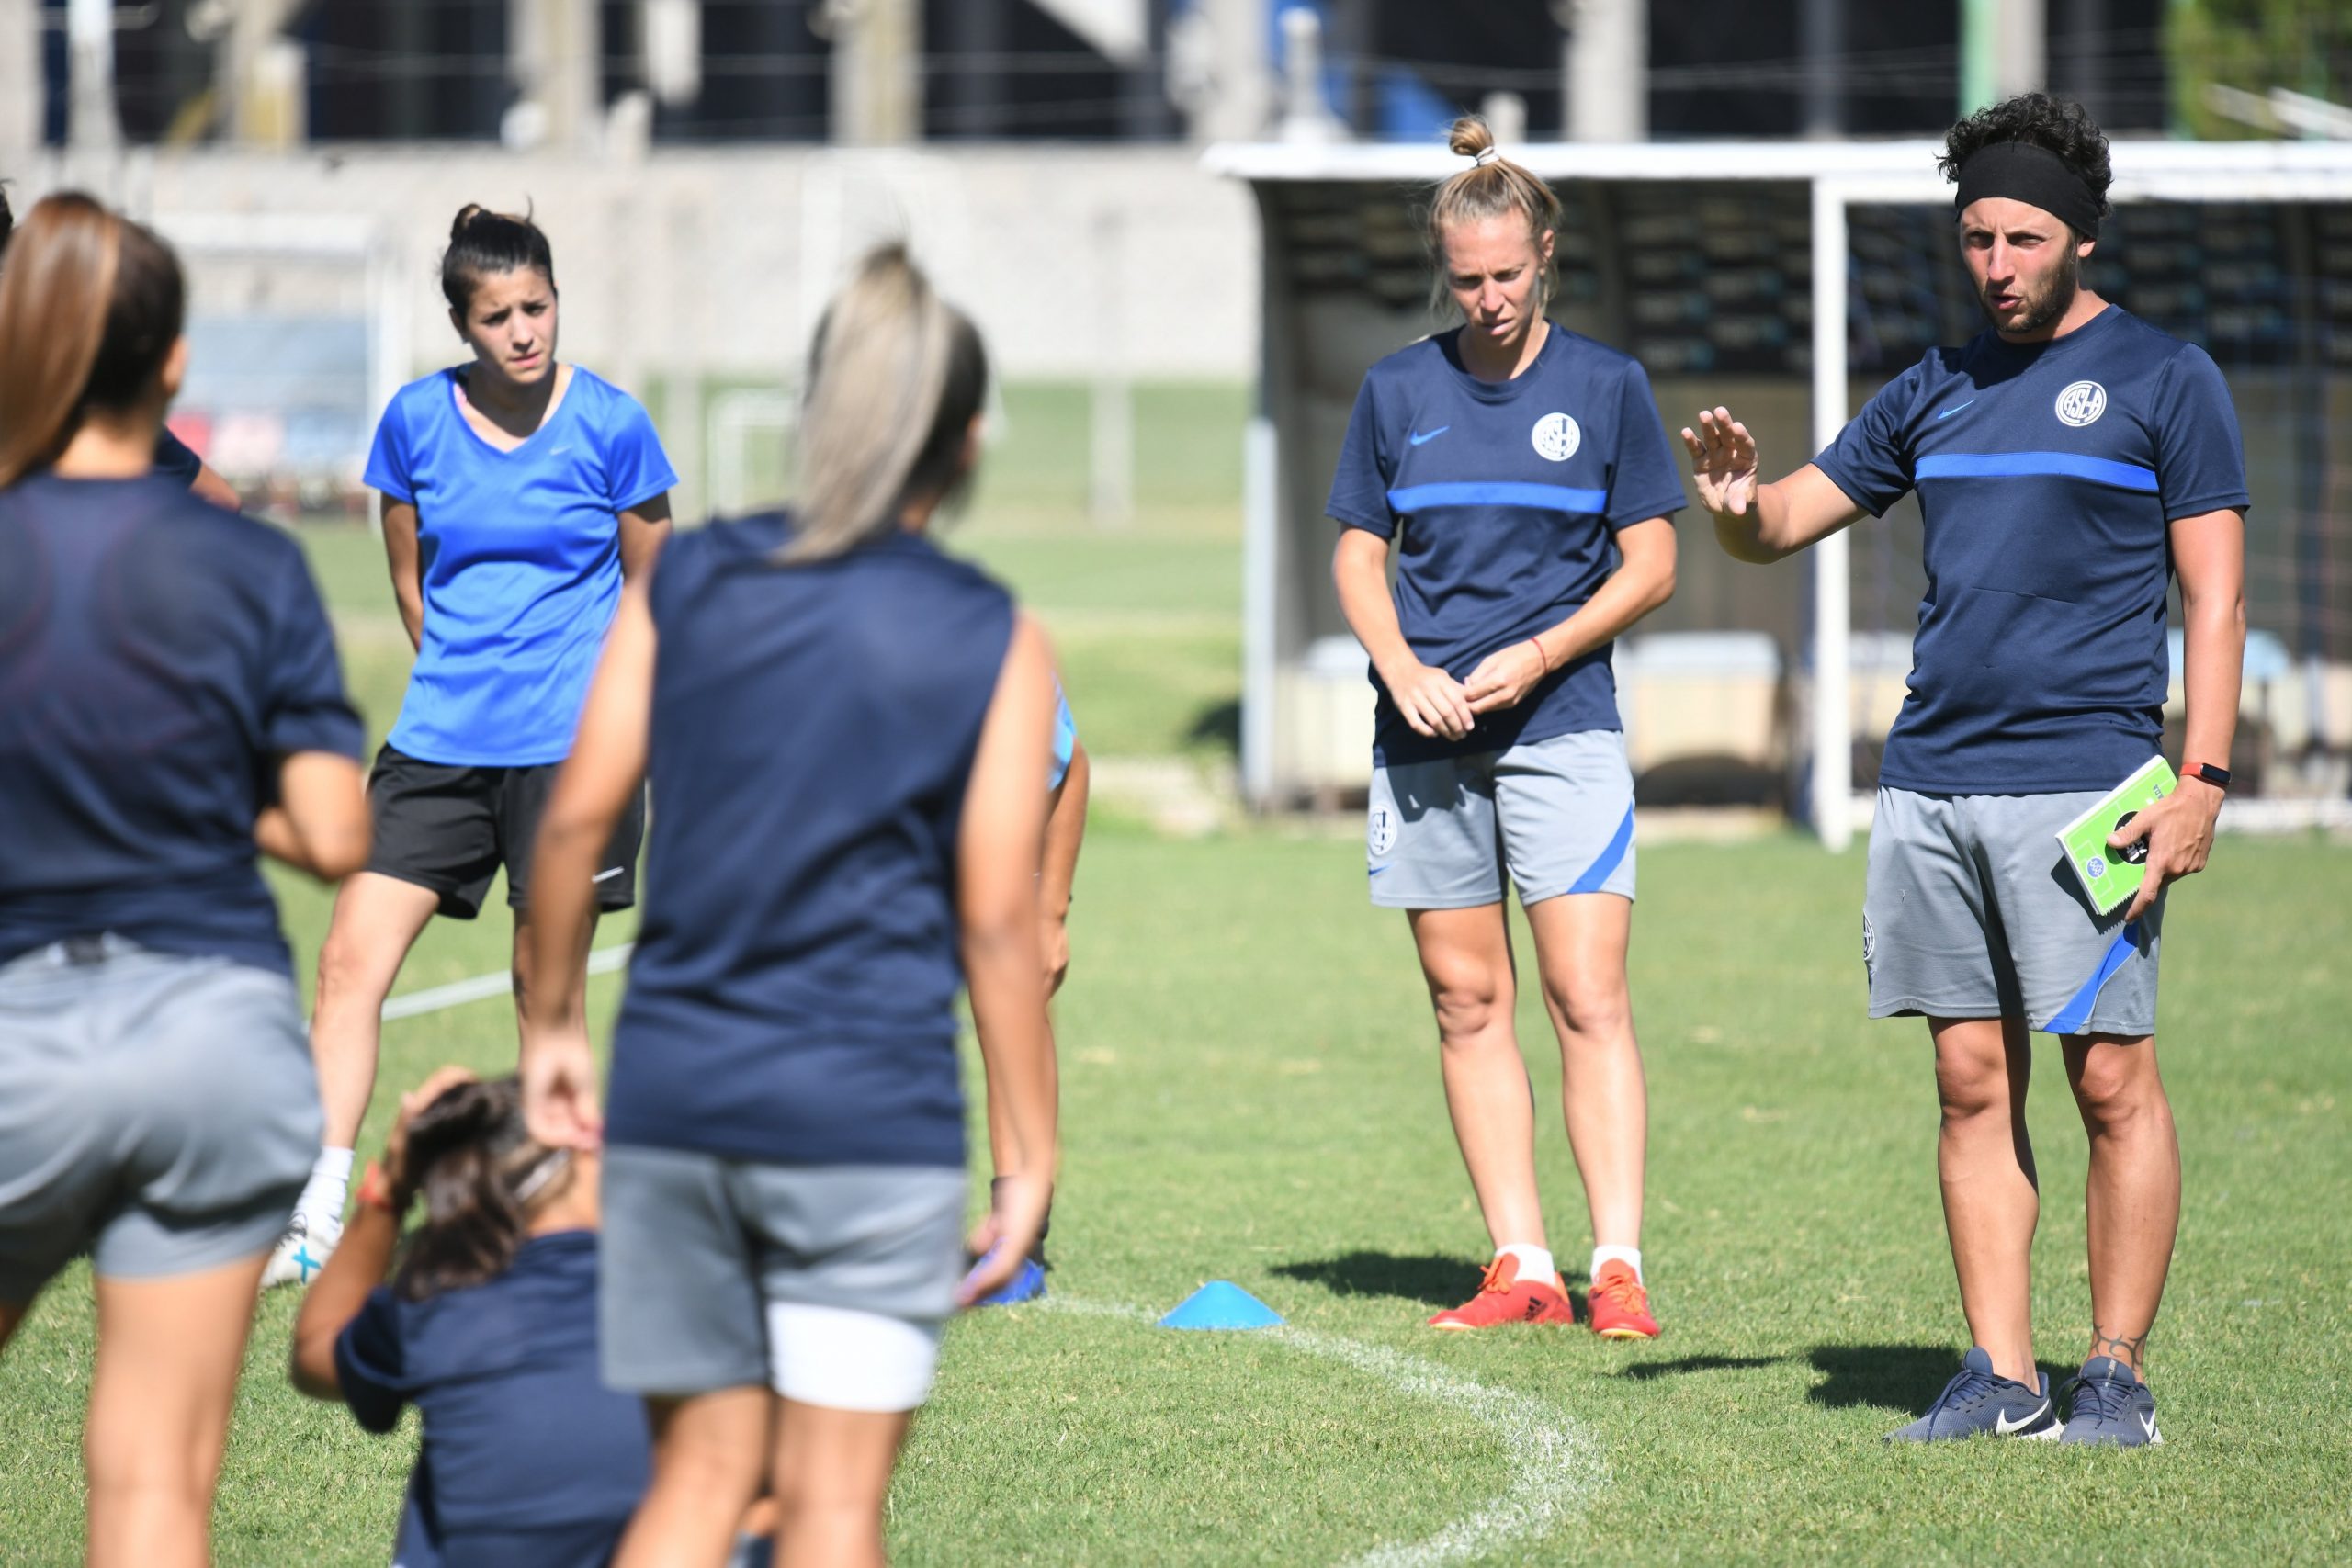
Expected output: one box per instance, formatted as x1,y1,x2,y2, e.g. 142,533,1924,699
1591,1245,1643,1283
300,1147,355,1229
1496,1244,1555,1283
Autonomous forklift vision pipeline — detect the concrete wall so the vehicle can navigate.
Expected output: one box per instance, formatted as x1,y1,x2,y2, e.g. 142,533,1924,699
11,143,1263,384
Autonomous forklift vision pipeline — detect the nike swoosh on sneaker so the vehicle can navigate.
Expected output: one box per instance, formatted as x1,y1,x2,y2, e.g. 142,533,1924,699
1995,1401,2052,1435
1408,426,1450,446
593,866,626,883
1935,400,1974,420
2140,1413,2161,1441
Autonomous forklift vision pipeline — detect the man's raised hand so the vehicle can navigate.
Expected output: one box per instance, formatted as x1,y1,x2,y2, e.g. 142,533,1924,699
1679,407,1759,519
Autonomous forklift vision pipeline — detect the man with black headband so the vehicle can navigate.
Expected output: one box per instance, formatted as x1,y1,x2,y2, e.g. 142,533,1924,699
1681,94,2247,1448
0,186,240,509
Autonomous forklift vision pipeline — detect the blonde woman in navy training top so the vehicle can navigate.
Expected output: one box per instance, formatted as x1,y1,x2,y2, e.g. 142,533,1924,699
1329,119,1685,1338
268,205,676,1290
0,194,369,1566
520,245,1057,1568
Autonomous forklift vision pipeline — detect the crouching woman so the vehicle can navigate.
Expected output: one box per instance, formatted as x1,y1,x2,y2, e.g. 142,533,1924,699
290,1068,650,1567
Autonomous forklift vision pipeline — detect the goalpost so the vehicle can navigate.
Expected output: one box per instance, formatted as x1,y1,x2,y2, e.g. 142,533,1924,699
1206,138,2352,841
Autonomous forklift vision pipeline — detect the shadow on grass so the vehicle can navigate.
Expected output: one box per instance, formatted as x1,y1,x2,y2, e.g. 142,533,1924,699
1614,1344,2078,1419
1801,1345,2085,1412
1272,1251,1509,1307
1186,698,1239,756
1617,1353,1792,1382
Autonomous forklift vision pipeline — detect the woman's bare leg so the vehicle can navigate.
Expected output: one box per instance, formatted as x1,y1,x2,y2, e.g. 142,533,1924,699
769,1398,911,1568
310,873,441,1146
1523,893,1645,1250
615,1388,771,1568
85,1254,267,1568
1408,904,1544,1251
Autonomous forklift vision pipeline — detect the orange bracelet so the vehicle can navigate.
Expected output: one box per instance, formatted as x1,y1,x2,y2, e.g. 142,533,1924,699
356,1160,404,1216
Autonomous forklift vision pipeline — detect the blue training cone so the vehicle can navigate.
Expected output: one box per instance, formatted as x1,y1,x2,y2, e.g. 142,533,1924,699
1158,1281,1283,1331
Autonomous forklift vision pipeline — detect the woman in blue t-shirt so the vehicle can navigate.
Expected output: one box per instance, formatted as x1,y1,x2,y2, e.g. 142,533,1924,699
291,1068,651,1568
516,245,1059,1568
268,206,680,1291
1328,118,1684,1339
0,193,370,1565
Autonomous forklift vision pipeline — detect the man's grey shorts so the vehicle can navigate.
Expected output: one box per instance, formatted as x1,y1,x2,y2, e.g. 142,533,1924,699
0,936,321,1300
1865,787,2165,1037
1366,729,1636,909
599,1145,966,1399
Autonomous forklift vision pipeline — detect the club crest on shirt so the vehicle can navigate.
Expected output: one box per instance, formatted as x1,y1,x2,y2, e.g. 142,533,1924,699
2054,380,2108,427
1368,805,1397,858
1531,412,1581,462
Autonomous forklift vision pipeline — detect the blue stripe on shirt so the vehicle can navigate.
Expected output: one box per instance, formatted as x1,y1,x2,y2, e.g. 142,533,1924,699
1916,452,2159,492
1386,482,1611,515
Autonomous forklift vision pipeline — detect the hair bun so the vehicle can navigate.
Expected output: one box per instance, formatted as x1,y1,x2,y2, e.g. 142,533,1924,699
1447,116,1494,163
449,204,490,243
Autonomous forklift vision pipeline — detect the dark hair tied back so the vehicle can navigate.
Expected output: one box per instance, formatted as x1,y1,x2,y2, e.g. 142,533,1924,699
393,1076,566,1301
440,203,556,314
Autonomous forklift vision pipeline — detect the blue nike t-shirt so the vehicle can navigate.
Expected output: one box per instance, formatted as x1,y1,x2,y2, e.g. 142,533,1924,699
334,1231,650,1568
1815,306,2249,795
365,366,677,767
0,474,364,975
1327,325,1688,764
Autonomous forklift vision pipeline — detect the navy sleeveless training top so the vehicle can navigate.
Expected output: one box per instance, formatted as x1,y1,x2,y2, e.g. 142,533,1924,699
605,512,1015,1168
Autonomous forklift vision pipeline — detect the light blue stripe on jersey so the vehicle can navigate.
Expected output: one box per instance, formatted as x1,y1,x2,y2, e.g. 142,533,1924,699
1917,452,2159,492
1386,481,1611,515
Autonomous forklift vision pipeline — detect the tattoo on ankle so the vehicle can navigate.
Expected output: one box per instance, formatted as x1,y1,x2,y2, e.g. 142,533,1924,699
2091,1323,2148,1364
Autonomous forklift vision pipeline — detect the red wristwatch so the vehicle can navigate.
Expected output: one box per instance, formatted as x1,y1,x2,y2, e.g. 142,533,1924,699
2182,761,2232,792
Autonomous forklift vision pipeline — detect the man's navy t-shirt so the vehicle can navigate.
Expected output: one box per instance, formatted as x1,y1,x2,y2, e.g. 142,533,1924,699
1326,324,1687,764
1815,306,2249,795
335,1231,650,1568
0,474,364,974
606,513,1012,1169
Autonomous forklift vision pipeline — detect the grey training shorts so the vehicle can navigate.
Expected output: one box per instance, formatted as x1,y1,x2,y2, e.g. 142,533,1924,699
1864,787,2164,1037
0,936,321,1300
599,1145,966,1403
1366,728,1636,909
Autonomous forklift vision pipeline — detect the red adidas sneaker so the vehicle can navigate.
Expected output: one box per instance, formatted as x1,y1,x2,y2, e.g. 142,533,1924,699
1428,1255,1577,1330
1587,1259,1659,1339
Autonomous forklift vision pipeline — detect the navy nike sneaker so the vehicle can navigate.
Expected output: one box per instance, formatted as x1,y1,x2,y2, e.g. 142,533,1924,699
1884,1347,2060,1442
2060,1357,2163,1447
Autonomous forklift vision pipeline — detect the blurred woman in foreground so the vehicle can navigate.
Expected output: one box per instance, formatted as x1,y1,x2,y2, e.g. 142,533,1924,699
521,243,1058,1568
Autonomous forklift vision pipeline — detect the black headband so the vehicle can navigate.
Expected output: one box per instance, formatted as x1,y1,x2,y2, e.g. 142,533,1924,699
1952,141,2100,239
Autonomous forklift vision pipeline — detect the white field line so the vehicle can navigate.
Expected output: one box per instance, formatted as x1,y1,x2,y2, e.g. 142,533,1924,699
1044,1296,1606,1568
376,942,635,1021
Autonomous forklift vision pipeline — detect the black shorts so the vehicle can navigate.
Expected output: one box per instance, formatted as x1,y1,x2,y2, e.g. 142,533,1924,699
365,744,645,920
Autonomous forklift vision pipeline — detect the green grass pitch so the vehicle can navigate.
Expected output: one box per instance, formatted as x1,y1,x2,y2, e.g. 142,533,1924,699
3,450,2347,1562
